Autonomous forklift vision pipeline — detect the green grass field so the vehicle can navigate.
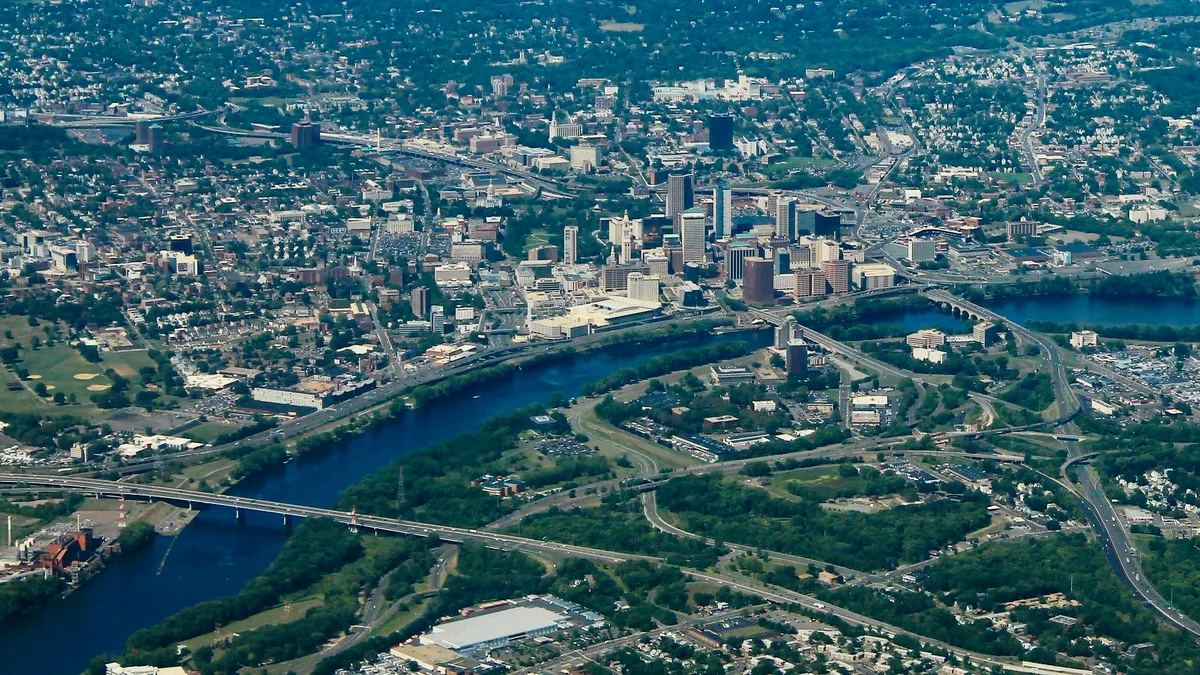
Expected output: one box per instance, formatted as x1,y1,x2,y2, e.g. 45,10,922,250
183,421,247,444
761,465,870,502
0,339,170,415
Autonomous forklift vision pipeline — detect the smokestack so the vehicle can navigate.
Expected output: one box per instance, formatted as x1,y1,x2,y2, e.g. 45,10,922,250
6,515,10,548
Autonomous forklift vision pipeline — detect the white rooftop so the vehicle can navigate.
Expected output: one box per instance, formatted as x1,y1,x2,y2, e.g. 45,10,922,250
421,606,567,650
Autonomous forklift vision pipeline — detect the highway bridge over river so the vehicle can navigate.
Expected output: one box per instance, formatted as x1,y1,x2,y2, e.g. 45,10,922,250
0,473,636,564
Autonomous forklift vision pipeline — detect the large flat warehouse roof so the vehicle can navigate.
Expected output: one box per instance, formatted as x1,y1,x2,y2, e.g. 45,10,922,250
421,606,567,651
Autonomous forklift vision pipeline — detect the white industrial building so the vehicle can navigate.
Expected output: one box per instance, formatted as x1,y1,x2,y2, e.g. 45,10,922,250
420,606,569,653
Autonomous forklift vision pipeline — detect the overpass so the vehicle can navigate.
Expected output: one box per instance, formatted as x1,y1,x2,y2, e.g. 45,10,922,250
0,473,636,564
48,108,225,128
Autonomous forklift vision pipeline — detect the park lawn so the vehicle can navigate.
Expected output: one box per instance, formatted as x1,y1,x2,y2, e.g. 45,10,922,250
178,598,325,654
183,420,248,444
0,314,56,345
0,382,59,414
522,227,551,252
761,464,866,502
100,349,156,379
18,345,111,400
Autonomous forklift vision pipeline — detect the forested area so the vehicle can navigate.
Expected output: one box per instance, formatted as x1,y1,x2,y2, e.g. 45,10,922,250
822,585,1024,657
998,373,1055,411
0,575,65,626
1140,537,1200,627
116,519,365,665
513,494,724,569
655,475,991,571
916,534,1200,674
335,406,604,528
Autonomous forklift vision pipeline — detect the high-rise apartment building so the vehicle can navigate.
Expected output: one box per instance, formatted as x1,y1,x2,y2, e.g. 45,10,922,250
793,269,828,298
290,121,320,149
411,286,430,318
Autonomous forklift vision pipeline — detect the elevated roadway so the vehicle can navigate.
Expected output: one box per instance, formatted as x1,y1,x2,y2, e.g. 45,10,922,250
0,473,637,564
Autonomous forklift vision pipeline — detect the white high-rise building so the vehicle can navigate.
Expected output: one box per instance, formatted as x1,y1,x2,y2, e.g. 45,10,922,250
563,225,579,264
627,272,661,304
679,208,707,264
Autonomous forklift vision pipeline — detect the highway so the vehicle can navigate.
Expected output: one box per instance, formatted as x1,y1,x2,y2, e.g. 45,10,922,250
5,463,1040,672
0,473,641,565
1059,441,1200,637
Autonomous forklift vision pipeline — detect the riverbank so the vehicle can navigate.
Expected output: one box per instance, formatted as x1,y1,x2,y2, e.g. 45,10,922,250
0,326,772,675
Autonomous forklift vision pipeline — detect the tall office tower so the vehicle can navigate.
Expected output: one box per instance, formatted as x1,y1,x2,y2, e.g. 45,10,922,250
821,259,850,294
563,225,579,264
679,208,707,264
774,197,797,240
724,243,757,282
606,211,643,247
786,340,809,376
666,172,694,221
713,181,732,239
430,305,445,334
626,272,662,304
742,257,776,304
708,114,735,151
411,286,430,318
772,246,791,274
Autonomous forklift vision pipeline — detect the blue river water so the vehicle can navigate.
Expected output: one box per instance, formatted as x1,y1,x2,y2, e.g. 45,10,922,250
11,290,1200,673
983,294,1200,327
2,330,771,675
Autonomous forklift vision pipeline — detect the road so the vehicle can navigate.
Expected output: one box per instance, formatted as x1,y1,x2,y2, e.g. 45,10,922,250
1060,440,1200,637
0,473,640,565
61,315,723,476
1016,48,1048,185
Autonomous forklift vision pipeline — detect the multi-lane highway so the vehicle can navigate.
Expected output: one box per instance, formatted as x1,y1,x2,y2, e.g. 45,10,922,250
0,473,639,564
1060,440,1200,637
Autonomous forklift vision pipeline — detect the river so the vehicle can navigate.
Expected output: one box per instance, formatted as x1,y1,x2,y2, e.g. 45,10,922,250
983,294,1200,327
2,330,771,675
